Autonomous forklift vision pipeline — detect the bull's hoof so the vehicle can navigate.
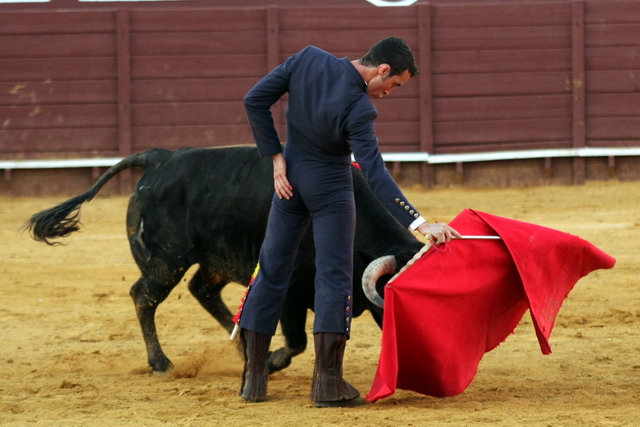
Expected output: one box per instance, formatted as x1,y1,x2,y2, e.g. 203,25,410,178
149,357,173,374
267,348,292,374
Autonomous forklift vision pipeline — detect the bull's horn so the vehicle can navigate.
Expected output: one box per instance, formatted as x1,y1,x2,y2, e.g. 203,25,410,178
362,255,397,308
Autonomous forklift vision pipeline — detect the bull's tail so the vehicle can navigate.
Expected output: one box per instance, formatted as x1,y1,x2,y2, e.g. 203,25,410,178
23,149,172,245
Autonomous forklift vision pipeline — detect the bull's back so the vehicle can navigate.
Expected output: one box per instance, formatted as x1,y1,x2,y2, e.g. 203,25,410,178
128,146,275,276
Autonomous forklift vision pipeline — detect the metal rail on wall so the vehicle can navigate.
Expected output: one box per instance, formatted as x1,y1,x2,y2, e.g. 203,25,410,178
378,147,640,163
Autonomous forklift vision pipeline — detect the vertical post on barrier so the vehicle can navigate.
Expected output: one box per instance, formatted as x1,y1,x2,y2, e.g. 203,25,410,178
571,1,586,185
418,4,434,187
266,7,282,139
116,9,133,194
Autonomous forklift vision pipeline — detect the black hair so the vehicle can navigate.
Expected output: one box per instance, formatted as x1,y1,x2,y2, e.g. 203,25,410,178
360,37,419,78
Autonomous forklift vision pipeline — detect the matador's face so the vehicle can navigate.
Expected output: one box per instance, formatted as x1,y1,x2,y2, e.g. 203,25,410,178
366,67,411,99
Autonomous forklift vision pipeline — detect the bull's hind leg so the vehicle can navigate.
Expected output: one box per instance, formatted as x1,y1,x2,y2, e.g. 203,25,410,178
129,268,184,373
188,266,235,334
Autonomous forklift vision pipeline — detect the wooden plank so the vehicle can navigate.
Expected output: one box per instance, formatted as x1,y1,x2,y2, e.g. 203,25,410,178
587,93,640,116
586,1,640,24
433,95,572,122
132,78,257,103
280,29,417,56
0,0,369,12
280,7,416,31
130,8,266,32
0,104,117,129
432,3,571,28
132,125,255,150
0,58,116,82
433,71,572,97
375,122,419,146
131,31,266,56
379,144,421,153
0,80,117,105
588,139,640,148
587,117,640,139
433,25,571,51
278,51,377,64
0,128,117,152
586,69,640,93
0,11,115,35
132,102,248,126
586,23,640,47
586,46,640,70
0,34,115,58
132,55,267,79
433,49,571,74
432,140,574,155
433,118,572,145
372,98,420,123
389,76,419,100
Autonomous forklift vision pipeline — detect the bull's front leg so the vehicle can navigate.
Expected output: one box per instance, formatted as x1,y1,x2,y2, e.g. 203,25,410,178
129,274,181,373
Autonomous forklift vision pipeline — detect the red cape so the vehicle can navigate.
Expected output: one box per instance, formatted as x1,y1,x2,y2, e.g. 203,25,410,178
366,209,616,401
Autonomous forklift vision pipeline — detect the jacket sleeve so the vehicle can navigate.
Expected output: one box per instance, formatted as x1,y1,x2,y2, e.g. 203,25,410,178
243,56,295,158
346,106,423,229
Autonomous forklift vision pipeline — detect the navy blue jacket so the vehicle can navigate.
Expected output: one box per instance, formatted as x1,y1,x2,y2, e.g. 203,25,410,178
244,46,421,229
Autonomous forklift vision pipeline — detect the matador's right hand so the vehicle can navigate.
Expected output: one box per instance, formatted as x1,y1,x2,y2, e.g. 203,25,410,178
416,222,461,245
273,153,293,200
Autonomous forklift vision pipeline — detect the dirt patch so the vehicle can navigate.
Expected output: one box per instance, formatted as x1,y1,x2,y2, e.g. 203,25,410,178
1,180,638,426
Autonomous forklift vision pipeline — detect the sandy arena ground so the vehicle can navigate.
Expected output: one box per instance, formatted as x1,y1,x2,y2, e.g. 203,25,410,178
1,180,638,426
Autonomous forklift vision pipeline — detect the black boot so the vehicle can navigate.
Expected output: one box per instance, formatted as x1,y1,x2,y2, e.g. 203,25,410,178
239,329,272,402
311,333,366,408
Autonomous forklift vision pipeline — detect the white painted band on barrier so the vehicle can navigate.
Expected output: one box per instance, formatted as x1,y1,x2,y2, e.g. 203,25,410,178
0,158,123,169
1,147,639,171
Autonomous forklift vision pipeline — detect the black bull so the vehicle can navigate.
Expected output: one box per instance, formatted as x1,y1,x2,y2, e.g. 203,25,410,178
25,146,423,374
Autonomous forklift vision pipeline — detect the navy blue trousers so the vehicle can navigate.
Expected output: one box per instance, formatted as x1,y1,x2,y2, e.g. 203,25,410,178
239,140,356,338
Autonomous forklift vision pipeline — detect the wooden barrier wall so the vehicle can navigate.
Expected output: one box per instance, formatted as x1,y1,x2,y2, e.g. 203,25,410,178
1,0,639,194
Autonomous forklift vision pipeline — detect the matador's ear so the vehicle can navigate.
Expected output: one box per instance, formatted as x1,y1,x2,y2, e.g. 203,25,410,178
377,64,391,77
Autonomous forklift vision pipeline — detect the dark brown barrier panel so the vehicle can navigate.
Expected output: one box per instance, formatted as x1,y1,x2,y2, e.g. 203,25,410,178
1,0,639,195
